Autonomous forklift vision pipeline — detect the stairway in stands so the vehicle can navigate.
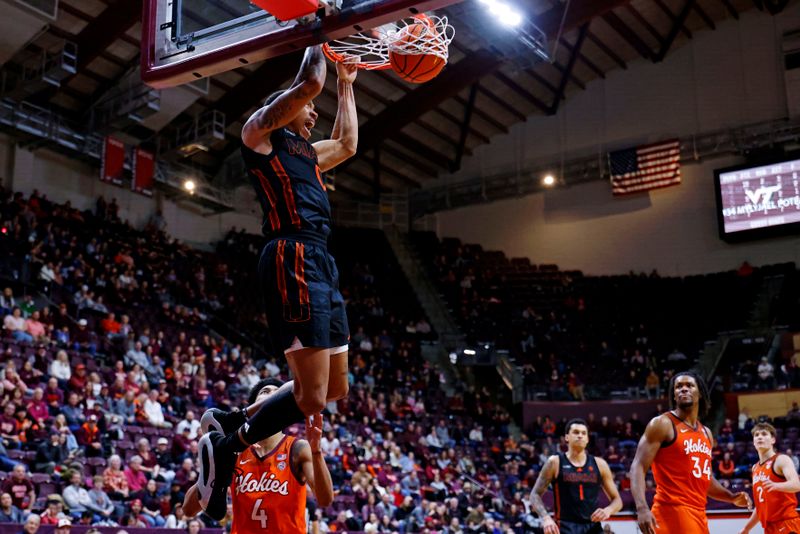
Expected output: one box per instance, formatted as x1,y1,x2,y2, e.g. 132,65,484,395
384,227,465,394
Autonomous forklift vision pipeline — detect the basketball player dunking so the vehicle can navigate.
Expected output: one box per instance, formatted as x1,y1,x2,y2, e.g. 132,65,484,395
631,371,752,534
530,419,622,534
193,45,359,520
183,378,333,532
739,422,800,534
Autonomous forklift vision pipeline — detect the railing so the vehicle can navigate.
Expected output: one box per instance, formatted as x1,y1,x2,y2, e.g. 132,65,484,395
412,116,800,216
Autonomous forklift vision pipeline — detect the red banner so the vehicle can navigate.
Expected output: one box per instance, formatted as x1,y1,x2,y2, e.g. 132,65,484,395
101,136,125,186
132,148,155,196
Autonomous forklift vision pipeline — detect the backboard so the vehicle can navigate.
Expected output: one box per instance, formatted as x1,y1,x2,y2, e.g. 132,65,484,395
141,0,463,88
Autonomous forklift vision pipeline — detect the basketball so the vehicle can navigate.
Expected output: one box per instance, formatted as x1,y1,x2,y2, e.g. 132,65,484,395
389,22,447,83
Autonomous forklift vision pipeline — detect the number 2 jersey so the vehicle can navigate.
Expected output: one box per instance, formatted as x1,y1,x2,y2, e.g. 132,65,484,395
752,454,800,526
230,435,307,534
652,412,713,510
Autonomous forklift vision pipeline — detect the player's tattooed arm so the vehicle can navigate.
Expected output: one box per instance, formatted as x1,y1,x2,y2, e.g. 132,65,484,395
529,455,557,518
242,46,326,145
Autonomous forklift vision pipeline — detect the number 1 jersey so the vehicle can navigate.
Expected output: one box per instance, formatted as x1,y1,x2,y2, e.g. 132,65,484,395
230,435,307,534
652,412,713,510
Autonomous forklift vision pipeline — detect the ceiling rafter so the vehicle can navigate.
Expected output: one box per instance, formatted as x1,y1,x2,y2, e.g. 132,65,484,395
655,0,696,62
558,37,605,79
335,0,636,177
586,30,627,69
692,3,716,30
602,11,653,59
654,0,693,39
721,0,740,18
623,4,664,46
318,86,457,169
493,71,550,114
476,84,528,121
374,70,508,133
550,23,589,115
348,69,484,147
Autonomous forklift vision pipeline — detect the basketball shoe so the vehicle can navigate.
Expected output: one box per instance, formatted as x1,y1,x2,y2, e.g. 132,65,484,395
201,407,247,435
197,431,240,521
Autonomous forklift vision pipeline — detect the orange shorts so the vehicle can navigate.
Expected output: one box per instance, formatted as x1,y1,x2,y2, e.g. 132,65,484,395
765,517,800,534
651,503,709,534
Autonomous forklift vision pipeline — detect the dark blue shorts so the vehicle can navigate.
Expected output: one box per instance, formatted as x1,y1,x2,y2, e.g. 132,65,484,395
259,237,349,353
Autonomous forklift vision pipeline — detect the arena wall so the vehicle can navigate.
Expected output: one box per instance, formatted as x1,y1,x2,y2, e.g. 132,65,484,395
436,5,800,276
0,133,261,246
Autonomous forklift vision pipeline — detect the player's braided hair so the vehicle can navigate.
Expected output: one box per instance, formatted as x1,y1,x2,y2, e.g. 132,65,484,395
668,370,710,417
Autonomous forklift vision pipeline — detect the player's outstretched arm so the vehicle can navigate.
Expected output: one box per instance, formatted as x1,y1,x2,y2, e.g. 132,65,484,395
529,455,560,534
630,416,670,534
300,414,334,507
314,62,358,172
708,476,751,507
737,509,759,534
242,46,326,148
592,457,622,522
706,428,753,509
762,454,800,493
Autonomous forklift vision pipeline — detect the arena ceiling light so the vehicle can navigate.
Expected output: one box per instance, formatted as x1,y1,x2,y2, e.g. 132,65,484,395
542,174,556,187
183,179,196,194
476,0,523,27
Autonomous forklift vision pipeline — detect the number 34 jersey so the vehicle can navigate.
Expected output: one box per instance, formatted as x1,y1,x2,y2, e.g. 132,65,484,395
230,435,307,534
652,412,713,510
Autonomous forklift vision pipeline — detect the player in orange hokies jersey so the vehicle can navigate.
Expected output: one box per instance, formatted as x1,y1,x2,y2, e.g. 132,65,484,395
630,371,752,534
739,422,800,534
183,377,333,533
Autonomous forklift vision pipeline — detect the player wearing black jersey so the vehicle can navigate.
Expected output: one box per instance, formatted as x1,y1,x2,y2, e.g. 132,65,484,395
530,419,622,534
193,46,359,521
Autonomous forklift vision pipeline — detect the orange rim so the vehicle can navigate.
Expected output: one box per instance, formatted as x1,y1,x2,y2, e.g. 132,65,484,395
322,43,392,70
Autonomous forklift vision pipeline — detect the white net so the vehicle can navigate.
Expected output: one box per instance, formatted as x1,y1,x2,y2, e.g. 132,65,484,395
323,14,455,70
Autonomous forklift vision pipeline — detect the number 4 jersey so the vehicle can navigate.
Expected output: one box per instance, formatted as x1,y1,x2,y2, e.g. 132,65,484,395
752,454,800,527
652,412,713,510
230,435,307,534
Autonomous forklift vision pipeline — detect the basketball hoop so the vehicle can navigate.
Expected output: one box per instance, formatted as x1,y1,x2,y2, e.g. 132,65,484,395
322,13,455,70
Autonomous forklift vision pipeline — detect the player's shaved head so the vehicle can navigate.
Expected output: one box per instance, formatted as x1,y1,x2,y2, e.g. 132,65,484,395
264,90,286,107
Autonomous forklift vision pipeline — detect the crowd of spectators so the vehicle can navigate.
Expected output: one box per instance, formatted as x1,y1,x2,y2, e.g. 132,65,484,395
410,232,798,401
0,186,798,534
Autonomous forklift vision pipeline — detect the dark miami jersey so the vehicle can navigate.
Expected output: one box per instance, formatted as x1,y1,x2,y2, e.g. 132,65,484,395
230,435,307,534
242,128,331,239
553,452,602,523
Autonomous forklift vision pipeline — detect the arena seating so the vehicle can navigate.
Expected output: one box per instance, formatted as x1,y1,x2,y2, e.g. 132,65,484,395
1,187,798,533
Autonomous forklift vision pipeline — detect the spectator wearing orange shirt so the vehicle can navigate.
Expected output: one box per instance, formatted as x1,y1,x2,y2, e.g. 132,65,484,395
100,312,121,338
718,451,735,478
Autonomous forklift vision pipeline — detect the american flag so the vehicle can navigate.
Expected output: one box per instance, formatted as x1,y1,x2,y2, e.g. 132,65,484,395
608,139,681,195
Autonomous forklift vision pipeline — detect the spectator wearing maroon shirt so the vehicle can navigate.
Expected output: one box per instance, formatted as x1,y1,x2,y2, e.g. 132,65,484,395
75,415,102,457
72,319,97,356
0,465,35,512
27,388,49,427
43,378,63,414
0,403,20,449
67,364,88,393
124,456,147,493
